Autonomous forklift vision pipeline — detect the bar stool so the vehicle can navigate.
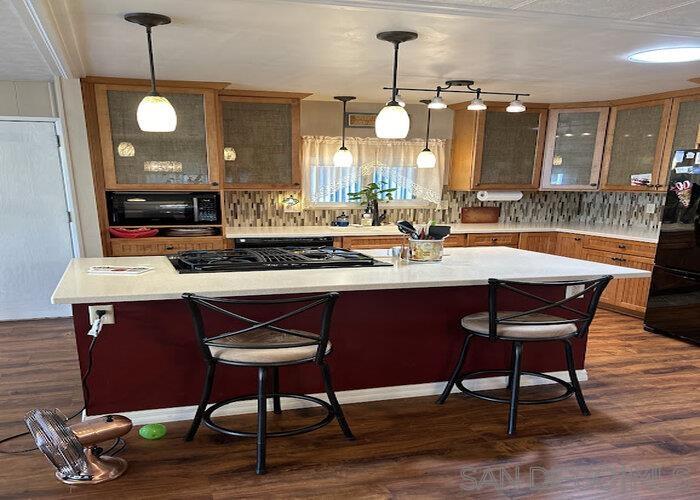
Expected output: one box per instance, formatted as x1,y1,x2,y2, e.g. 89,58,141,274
437,276,612,435
182,292,354,474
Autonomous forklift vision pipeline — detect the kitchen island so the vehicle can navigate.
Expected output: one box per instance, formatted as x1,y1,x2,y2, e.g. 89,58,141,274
53,247,649,422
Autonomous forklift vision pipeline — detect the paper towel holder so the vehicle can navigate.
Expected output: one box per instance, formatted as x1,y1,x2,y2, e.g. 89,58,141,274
476,191,523,202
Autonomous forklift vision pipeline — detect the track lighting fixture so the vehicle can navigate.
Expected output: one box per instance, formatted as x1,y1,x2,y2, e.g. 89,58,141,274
375,31,417,139
125,13,177,132
333,96,356,168
428,92,447,110
506,95,526,113
416,99,436,169
467,91,487,111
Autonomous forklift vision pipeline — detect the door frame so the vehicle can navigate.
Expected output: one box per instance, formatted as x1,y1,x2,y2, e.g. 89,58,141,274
0,116,80,258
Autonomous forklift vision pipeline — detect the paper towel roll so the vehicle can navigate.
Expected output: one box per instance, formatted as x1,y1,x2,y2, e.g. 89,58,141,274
476,191,523,202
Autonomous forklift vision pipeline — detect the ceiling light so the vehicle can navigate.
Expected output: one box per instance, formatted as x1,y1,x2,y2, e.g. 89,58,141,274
417,99,436,168
629,47,700,63
467,92,487,111
125,13,177,132
223,147,237,161
395,93,406,107
581,132,591,137
375,31,417,139
428,95,447,110
506,96,526,113
333,96,356,167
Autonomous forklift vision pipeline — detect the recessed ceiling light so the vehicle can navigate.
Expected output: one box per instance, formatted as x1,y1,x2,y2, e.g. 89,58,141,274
628,47,700,63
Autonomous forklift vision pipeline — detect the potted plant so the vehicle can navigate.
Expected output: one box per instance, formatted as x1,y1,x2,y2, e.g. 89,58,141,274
348,182,397,226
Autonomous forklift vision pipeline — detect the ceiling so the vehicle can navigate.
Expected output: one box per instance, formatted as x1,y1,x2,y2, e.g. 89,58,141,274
43,0,700,103
0,0,54,80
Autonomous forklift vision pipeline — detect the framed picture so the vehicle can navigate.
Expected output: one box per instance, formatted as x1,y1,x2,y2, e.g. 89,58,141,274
345,112,377,129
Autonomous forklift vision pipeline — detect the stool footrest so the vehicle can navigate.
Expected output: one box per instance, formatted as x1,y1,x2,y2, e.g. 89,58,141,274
203,393,335,438
455,369,574,405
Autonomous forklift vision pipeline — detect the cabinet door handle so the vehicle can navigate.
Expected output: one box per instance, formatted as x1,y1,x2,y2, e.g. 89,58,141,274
590,183,597,187
211,182,219,187
165,245,174,250
574,237,581,241
618,244,626,249
491,238,498,242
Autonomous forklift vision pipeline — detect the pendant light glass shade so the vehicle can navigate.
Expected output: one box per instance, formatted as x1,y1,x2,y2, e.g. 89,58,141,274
416,148,436,169
375,103,410,139
506,99,526,113
428,96,447,109
467,98,487,111
137,95,177,132
333,146,354,168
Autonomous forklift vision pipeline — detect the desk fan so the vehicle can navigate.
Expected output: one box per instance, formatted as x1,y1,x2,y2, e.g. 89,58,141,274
25,409,132,485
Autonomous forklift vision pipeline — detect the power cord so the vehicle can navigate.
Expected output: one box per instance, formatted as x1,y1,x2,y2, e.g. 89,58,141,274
0,311,114,454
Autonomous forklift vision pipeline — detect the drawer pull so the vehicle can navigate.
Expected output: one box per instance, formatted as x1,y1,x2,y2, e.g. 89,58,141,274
165,245,174,250
574,237,581,241
491,238,498,242
618,244,626,249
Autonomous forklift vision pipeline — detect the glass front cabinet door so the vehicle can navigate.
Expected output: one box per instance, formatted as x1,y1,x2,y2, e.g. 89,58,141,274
600,99,672,191
220,96,301,189
473,108,547,190
658,95,700,190
95,85,220,189
540,107,609,190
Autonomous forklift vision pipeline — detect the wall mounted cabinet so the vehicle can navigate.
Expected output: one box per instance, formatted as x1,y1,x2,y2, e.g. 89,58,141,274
95,84,221,190
449,106,547,191
219,95,301,189
599,99,672,191
540,107,609,190
658,95,700,188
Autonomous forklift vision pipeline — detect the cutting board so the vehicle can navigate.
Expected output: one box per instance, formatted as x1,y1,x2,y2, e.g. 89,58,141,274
461,207,501,223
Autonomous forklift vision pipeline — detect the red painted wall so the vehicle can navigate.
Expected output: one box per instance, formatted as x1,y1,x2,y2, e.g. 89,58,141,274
71,286,588,415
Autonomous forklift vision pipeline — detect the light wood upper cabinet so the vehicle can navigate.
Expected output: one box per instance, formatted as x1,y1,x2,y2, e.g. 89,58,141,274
95,84,221,190
540,107,609,190
658,95,700,189
449,107,547,191
220,95,301,189
600,99,672,191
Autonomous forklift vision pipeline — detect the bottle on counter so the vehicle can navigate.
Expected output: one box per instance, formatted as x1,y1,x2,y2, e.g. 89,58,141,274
361,209,373,227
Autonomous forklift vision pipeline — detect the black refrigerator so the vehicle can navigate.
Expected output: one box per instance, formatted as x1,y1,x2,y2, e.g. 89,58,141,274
644,149,700,345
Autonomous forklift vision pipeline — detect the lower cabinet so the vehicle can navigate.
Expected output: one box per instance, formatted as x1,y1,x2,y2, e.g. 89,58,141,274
555,233,585,259
583,248,654,316
518,232,558,254
466,233,520,248
110,237,225,256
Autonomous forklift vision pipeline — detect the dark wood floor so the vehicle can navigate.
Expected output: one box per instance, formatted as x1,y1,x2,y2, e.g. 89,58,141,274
0,311,697,499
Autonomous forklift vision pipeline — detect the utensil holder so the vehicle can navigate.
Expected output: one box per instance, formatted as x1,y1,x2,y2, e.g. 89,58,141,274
408,238,445,262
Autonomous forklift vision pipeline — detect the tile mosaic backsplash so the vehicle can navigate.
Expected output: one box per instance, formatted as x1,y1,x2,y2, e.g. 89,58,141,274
224,190,666,230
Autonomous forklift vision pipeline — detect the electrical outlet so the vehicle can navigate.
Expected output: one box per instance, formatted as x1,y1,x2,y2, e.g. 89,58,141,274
645,203,656,214
88,305,115,325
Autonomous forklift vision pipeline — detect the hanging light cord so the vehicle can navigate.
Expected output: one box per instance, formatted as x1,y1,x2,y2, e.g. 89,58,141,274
424,106,431,150
341,99,347,148
146,26,158,95
390,41,400,103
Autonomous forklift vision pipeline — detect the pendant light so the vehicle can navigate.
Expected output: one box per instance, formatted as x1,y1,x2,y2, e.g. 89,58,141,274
333,96,356,168
375,31,417,139
506,94,526,113
428,89,447,110
467,90,487,111
125,13,177,132
416,100,436,169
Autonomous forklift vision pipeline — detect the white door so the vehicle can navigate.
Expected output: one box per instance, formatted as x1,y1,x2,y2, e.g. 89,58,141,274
0,121,74,320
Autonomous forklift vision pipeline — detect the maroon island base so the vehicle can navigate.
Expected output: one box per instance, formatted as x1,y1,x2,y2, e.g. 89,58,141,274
70,286,588,416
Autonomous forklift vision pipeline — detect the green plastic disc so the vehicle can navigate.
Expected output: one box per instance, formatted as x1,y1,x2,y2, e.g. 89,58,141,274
138,423,167,440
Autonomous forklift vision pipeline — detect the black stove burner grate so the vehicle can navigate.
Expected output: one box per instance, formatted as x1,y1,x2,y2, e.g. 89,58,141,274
170,246,389,273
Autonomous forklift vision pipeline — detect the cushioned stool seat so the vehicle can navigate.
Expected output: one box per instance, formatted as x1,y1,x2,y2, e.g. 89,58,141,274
461,311,578,340
207,328,331,364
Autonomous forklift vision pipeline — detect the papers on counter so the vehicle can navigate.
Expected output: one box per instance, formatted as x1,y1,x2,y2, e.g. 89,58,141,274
87,265,154,275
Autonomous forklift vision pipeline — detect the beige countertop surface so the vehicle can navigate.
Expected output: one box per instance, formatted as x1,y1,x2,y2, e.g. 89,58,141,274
225,223,659,243
52,247,650,305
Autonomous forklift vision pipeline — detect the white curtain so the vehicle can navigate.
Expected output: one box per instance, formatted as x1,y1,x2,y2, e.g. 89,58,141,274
302,136,446,206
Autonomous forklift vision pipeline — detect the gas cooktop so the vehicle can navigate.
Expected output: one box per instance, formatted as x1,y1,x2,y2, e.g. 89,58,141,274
169,247,391,273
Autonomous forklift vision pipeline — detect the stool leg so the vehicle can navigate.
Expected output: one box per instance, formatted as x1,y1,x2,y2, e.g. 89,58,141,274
272,366,282,415
320,362,355,440
507,342,516,392
563,339,590,416
256,367,267,475
436,333,473,404
507,342,523,436
185,361,216,441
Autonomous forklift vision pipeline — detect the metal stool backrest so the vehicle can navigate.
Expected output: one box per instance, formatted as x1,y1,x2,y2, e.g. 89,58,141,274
182,292,339,365
487,276,613,341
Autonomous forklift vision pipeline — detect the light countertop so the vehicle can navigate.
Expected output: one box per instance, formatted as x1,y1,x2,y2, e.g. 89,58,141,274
225,223,659,243
52,247,650,305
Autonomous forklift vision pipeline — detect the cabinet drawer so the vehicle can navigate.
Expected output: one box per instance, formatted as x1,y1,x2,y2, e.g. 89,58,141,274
111,237,225,256
444,234,466,247
466,233,520,247
583,235,656,258
555,233,585,259
341,236,407,250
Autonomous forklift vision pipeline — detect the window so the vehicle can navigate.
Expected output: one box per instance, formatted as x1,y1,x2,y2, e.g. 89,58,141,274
302,136,445,207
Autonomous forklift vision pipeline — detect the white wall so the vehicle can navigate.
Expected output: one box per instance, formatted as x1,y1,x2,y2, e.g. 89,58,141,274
0,81,56,117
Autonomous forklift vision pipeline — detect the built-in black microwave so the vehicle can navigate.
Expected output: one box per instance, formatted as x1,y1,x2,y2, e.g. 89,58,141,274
108,192,221,226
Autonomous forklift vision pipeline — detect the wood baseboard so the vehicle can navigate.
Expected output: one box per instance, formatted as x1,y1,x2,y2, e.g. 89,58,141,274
599,302,645,318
